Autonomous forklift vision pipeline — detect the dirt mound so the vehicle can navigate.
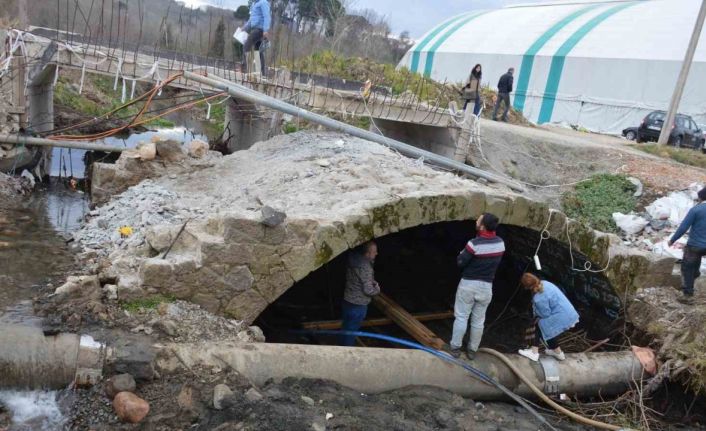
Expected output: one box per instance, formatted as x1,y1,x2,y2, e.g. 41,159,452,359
629,286,706,392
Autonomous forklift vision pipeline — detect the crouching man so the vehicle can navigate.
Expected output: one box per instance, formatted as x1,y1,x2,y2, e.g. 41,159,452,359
340,241,380,346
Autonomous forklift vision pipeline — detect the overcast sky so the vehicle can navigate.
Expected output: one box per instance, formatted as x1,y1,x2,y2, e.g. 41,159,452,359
180,0,540,38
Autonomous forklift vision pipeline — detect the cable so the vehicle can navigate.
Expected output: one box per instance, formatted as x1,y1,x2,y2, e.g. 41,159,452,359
293,329,558,431
479,348,625,431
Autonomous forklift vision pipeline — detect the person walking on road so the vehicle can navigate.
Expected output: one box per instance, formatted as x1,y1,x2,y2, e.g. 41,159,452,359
340,241,381,346
447,213,505,360
492,68,514,122
242,0,271,75
517,273,579,362
463,64,483,115
669,186,706,304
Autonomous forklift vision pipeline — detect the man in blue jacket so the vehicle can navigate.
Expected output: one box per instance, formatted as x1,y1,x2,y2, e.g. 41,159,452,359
242,0,271,75
669,186,706,304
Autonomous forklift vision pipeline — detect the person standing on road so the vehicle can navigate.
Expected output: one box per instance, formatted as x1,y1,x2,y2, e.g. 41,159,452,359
340,241,381,346
669,186,706,304
447,213,505,360
463,64,483,115
517,273,579,362
492,68,514,122
242,0,271,75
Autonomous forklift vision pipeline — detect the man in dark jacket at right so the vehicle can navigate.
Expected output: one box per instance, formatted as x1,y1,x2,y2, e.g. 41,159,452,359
492,68,514,122
669,186,706,304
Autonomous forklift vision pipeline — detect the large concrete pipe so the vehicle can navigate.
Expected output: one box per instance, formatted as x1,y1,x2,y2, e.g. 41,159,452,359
161,342,645,400
0,325,105,389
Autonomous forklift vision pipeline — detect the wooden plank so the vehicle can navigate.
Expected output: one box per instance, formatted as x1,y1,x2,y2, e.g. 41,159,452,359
371,293,446,350
301,311,454,331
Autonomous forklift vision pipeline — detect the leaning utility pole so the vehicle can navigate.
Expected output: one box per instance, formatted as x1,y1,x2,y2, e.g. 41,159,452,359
659,0,706,145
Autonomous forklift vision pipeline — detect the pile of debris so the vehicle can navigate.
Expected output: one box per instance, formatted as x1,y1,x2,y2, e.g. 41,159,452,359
612,183,702,263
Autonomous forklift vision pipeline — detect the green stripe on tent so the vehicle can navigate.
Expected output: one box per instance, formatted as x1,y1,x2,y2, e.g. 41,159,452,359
422,11,489,78
537,2,639,124
410,13,475,74
513,4,601,113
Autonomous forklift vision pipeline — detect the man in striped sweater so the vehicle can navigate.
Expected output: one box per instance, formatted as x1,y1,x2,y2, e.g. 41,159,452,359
448,213,505,360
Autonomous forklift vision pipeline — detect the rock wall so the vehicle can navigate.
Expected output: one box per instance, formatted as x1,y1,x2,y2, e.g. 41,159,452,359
84,132,676,324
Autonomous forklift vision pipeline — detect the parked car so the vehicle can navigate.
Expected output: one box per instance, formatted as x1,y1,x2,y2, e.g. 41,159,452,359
637,110,705,149
622,127,638,141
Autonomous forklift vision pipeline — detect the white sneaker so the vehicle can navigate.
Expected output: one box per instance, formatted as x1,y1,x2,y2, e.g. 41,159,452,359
518,348,539,362
545,349,566,361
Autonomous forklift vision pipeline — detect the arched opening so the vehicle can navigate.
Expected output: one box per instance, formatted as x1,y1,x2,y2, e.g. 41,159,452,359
255,220,623,352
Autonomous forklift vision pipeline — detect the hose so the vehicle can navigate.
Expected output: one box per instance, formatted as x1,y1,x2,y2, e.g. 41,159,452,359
479,348,625,431
293,329,558,431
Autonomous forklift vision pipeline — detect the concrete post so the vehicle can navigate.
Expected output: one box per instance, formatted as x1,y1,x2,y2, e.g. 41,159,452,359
223,98,273,153
27,65,56,178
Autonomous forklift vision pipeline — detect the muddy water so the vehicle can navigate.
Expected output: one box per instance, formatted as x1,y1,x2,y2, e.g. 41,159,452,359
50,126,209,179
0,184,79,325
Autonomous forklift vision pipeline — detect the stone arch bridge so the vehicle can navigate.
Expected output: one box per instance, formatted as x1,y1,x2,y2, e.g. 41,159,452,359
92,132,675,324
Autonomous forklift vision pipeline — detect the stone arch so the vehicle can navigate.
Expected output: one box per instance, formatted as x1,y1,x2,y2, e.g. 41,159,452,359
137,190,674,323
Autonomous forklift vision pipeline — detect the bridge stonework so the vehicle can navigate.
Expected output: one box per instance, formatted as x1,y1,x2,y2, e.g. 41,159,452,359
97,133,675,324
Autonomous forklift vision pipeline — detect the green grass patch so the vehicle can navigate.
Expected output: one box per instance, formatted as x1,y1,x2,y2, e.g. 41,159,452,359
121,294,176,313
283,121,299,134
54,81,102,116
634,144,706,169
562,174,637,232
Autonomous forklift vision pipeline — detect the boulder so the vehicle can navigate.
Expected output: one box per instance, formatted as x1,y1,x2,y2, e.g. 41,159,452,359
154,139,186,162
188,140,209,159
261,206,287,227
54,275,101,300
105,374,137,399
113,392,149,423
244,387,263,403
213,384,234,410
137,142,156,160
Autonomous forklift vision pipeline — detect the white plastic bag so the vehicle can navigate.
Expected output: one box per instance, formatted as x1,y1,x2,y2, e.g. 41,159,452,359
645,191,694,226
612,212,648,235
233,27,248,45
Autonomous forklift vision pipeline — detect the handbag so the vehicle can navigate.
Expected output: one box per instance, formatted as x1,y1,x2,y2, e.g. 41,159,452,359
463,87,477,100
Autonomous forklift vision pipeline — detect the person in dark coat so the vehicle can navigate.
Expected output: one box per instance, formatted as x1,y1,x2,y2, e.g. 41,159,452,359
492,67,514,122
463,64,483,115
340,241,381,346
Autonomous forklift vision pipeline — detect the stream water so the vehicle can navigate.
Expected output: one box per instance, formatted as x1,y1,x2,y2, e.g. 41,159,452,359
1,125,208,429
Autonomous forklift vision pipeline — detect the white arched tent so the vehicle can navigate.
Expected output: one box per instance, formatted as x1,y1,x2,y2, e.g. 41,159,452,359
398,0,706,134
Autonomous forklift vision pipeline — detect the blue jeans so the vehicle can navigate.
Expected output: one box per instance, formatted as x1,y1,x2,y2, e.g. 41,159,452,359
681,245,706,295
463,95,481,115
340,300,368,346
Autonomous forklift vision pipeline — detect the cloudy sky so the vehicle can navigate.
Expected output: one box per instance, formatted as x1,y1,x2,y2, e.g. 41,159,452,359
180,0,540,38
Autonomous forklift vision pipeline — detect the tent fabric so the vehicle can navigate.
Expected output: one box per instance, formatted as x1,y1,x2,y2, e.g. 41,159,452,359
399,0,706,134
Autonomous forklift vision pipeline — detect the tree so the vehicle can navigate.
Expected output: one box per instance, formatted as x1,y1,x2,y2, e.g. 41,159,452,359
210,16,225,58
234,5,250,21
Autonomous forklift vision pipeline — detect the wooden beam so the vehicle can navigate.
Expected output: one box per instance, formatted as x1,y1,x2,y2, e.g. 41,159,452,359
301,311,454,331
371,293,446,350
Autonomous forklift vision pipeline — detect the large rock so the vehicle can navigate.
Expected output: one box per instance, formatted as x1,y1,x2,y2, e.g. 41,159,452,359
113,392,150,423
188,140,209,159
154,139,186,162
105,374,137,399
213,384,234,410
54,275,101,300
